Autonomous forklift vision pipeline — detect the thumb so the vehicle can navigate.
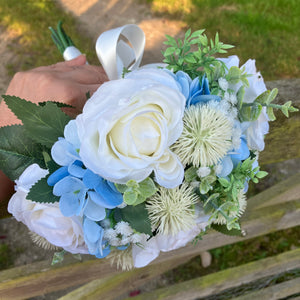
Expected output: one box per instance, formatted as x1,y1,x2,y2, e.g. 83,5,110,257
64,54,87,66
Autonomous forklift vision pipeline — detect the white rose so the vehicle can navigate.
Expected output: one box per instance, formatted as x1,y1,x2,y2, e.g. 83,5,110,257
132,213,210,268
76,68,185,188
219,56,269,151
8,164,88,254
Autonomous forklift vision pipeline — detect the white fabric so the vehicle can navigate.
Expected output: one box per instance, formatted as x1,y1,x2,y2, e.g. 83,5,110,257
96,24,145,80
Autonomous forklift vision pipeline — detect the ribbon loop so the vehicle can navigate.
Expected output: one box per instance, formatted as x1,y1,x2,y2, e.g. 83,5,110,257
96,24,145,80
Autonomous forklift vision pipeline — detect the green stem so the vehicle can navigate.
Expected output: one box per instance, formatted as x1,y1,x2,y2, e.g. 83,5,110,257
242,103,282,109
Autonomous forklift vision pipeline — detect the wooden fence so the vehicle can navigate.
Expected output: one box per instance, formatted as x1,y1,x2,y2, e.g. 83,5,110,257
0,80,299,299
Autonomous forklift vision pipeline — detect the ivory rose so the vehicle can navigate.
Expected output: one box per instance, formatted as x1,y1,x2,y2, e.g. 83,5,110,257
8,164,88,254
76,68,186,188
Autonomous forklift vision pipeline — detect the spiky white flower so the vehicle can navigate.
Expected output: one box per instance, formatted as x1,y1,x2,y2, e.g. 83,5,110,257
146,183,198,236
218,77,228,91
29,231,59,250
213,189,247,225
172,103,233,167
107,246,134,271
115,221,134,237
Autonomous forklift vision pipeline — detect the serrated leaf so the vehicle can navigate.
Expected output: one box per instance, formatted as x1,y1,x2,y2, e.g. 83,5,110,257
3,96,71,148
0,125,45,180
120,203,152,236
27,177,59,203
211,223,242,236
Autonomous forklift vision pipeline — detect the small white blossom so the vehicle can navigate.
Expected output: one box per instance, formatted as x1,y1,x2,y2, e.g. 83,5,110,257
110,238,121,247
115,221,134,237
197,167,211,178
103,228,117,241
218,77,228,91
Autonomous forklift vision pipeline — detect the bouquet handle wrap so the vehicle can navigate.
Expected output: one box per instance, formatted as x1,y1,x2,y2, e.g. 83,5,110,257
96,24,145,80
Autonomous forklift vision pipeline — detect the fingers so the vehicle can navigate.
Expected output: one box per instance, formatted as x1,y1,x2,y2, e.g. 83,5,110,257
61,66,108,85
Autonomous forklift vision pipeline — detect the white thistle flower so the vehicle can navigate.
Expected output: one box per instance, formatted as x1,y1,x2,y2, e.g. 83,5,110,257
197,167,211,178
172,103,233,167
146,183,198,236
218,77,228,91
107,246,134,271
115,221,134,237
29,231,59,250
213,189,247,225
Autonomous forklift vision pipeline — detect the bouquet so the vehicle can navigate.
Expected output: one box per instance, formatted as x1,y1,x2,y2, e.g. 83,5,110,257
1,24,297,269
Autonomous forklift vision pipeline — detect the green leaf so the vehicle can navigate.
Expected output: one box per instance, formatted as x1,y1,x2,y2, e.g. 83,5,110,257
124,189,138,205
218,177,230,188
138,178,157,198
267,106,276,121
3,96,71,148
211,223,242,236
237,86,245,110
51,250,66,265
185,166,198,182
120,203,152,236
250,103,262,121
0,125,45,180
27,177,59,203
266,88,278,104
226,66,241,84
256,171,268,179
163,47,176,57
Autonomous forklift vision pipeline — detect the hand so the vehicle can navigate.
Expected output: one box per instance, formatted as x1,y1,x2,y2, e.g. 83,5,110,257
0,55,108,209
0,55,108,127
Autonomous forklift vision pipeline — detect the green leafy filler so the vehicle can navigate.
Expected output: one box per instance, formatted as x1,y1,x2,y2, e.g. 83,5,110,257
162,28,234,80
238,87,298,122
0,95,70,203
115,177,157,206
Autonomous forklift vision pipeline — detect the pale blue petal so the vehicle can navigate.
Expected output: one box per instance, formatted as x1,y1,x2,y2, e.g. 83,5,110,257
94,181,123,207
64,120,81,148
84,198,106,221
83,218,102,243
217,155,233,178
53,176,85,196
83,170,102,189
68,160,86,178
59,193,80,217
51,139,78,166
47,166,69,186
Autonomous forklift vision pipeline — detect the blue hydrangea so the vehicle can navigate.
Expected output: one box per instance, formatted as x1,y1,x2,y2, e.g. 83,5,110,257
48,120,123,257
83,218,110,258
165,70,221,106
217,137,250,178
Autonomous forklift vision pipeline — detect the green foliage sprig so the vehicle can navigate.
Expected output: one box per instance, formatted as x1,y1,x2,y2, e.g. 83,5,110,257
238,88,299,122
162,29,234,80
0,95,70,203
115,178,157,206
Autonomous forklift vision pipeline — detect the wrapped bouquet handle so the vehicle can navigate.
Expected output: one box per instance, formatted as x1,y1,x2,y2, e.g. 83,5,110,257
50,22,145,80
95,24,145,80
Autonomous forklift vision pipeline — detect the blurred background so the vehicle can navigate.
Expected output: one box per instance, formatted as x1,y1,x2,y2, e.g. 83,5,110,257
0,0,299,295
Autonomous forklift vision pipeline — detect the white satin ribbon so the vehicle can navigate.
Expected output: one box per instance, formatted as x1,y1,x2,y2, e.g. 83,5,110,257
96,24,145,80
